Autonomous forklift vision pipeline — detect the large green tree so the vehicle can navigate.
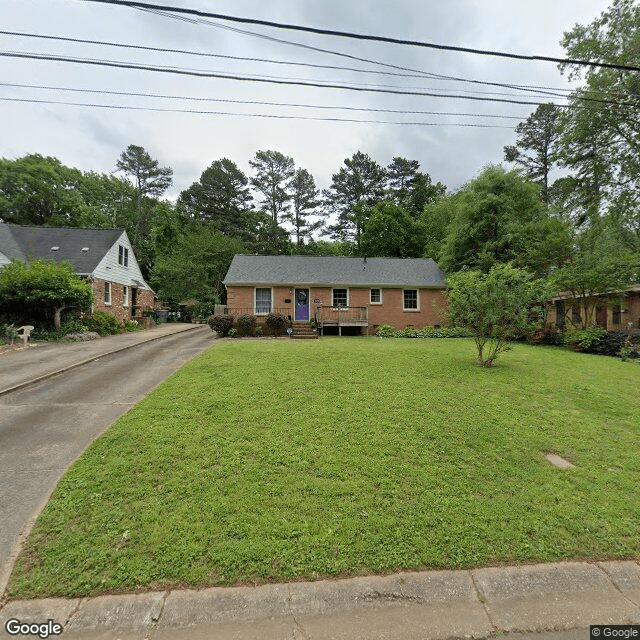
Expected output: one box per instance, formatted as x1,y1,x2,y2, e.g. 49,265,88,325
249,150,295,253
0,155,95,227
504,103,562,204
283,168,322,245
178,158,253,239
249,150,295,225
439,166,572,276
322,151,387,246
0,259,94,329
359,201,424,258
115,145,173,244
116,145,173,202
151,229,244,305
558,0,640,231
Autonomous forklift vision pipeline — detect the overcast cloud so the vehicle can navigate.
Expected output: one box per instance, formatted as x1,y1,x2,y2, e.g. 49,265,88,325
1,1,613,201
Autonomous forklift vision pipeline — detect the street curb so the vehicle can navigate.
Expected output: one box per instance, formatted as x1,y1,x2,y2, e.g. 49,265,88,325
1,561,639,639
0,324,204,398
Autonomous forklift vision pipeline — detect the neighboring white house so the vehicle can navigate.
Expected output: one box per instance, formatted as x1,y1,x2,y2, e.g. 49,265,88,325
0,222,155,321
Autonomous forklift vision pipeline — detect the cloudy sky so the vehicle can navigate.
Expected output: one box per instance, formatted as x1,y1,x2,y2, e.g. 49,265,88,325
1,0,613,201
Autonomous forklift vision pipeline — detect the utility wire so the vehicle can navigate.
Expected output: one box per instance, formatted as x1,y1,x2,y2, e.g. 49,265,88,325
0,28,583,100
4,50,638,109
0,82,529,119
81,0,640,73
0,97,516,127
138,9,636,104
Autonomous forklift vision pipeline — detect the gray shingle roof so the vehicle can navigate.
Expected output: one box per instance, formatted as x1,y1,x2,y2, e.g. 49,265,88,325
0,223,124,273
0,222,25,261
223,254,447,288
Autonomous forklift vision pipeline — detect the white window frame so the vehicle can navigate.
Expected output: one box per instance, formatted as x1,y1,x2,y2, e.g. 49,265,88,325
254,287,273,315
104,281,112,305
402,288,419,311
118,245,129,267
370,288,383,305
331,288,349,308
123,285,129,307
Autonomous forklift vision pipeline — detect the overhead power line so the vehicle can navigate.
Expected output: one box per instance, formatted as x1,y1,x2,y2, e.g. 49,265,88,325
0,97,516,127
0,28,581,100
139,8,636,105
3,50,638,109
0,82,529,119
81,0,640,73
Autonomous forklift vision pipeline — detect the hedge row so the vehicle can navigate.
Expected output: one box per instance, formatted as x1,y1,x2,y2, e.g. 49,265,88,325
208,313,292,338
376,325,473,339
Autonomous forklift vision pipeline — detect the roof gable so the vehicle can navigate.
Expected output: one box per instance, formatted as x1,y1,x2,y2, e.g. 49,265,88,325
223,254,447,288
0,223,124,273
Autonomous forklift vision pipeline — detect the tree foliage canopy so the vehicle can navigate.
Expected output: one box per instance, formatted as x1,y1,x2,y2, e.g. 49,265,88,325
439,166,572,276
116,144,173,198
178,158,253,239
0,259,94,328
447,263,555,367
551,225,640,328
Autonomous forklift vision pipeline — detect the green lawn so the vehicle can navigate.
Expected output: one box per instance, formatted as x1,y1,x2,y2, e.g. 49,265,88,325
8,337,640,599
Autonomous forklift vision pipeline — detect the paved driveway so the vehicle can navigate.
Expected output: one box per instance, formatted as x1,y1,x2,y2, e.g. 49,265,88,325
0,325,217,593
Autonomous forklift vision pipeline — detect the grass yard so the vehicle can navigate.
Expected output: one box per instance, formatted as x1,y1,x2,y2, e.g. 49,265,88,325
8,337,640,599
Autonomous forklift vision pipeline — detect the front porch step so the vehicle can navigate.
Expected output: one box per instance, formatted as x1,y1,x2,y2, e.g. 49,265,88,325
291,322,319,339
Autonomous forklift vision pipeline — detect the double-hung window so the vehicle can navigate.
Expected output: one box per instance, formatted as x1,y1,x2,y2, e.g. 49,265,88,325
370,288,382,304
255,288,272,314
403,289,418,310
613,304,621,325
118,245,129,267
332,288,348,308
123,285,129,307
555,300,565,328
104,282,112,305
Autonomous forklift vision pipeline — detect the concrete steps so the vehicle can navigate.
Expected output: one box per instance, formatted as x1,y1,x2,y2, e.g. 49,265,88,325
291,322,319,339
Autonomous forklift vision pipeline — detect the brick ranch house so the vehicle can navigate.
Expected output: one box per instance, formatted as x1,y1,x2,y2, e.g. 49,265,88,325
0,222,154,323
547,285,640,334
223,254,448,335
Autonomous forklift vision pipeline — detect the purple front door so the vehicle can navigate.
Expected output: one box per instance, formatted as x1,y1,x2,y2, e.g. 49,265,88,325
295,288,310,321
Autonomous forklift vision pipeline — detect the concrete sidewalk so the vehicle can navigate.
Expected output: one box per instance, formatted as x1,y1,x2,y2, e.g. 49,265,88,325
0,323,204,395
2,560,639,639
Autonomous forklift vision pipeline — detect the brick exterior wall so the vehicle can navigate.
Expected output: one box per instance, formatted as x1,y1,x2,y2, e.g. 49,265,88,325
226,285,448,332
546,291,640,332
92,278,155,324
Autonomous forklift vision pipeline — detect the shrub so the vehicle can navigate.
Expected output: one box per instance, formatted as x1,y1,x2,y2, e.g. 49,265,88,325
237,314,257,336
208,314,234,337
228,328,238,338
376,324,396,338
564,326,606,351
143,309,160,324
123,319,143,332
377,325,472,339
265,312,291,336
89,311,120,336
0,324,19,344
535,329,565,346
254,325,263,337
619,344,636,362
588,331,638,357
61,316,90,334
186,301,216,323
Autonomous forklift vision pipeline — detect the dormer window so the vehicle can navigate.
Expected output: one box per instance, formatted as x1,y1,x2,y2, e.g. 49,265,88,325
118,245,129,267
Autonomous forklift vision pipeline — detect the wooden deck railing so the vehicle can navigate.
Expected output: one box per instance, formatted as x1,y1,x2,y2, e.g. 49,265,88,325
315,306,368,326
